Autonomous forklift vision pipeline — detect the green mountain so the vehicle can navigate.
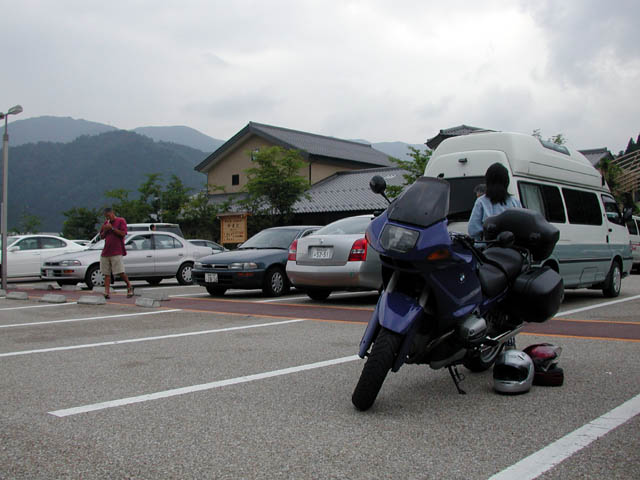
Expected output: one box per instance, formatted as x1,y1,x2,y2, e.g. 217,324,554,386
8,130,209,232
9,116,117,146
133,126,224,153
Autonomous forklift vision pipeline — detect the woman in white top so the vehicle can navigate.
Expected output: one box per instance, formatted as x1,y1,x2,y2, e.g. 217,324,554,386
468,163,522,241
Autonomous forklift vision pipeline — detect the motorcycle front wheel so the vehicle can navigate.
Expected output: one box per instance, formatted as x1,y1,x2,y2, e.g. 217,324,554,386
352,327,403,411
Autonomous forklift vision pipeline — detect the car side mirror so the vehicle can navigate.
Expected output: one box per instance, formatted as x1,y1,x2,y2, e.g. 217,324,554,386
8,246,19,252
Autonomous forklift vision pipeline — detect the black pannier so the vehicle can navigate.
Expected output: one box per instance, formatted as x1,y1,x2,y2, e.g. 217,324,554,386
506,267,564,323
483,208,559,261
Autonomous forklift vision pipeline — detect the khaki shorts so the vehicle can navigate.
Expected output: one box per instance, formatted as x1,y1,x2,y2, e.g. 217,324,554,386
100,255,125,275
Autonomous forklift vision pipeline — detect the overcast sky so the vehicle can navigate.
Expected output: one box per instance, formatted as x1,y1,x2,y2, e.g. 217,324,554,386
2,0,638,152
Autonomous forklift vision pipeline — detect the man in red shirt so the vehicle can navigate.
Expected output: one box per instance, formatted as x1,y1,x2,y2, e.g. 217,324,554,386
99,207,134,299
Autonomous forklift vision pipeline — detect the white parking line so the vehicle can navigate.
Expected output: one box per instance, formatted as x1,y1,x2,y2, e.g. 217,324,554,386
0,309,181,329
257,291,378,303
49,354,358,417
169,293,211,298
0,302,78,311
489,392,640,480
0,318,306,358
557,293,640,316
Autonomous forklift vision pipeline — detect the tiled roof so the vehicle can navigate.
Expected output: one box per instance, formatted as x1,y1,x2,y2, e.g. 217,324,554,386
426,124,493,149
195,122,391,172
579,148,612,167
293,167,407,213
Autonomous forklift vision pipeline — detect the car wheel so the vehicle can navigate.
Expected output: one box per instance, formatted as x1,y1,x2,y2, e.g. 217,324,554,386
145,277,162,286
306,288,332,301
176,262,194,285
206,285,227,296
85,264,104,289
603,260,622,298
56,280,79,287
262,267,289,297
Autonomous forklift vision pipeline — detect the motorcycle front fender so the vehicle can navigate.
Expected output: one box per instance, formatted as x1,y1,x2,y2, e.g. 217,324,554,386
358,290,423,358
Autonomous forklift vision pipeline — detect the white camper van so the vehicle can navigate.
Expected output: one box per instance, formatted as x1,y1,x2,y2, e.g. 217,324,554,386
424,131,632,297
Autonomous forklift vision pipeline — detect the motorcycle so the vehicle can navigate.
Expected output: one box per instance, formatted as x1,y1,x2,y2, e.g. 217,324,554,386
351,175,564,411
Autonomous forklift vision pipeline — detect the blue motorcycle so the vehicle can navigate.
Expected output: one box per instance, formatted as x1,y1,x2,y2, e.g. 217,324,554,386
352,175,564,411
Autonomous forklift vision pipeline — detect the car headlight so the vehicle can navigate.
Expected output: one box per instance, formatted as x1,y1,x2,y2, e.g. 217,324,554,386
194,261,203,268
229,262,258,270
59,260,82,266
380,224,419,253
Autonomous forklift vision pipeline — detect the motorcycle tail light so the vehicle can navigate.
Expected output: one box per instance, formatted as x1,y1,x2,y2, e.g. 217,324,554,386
426,248,451,261
348,238,367,261
288,240,298,261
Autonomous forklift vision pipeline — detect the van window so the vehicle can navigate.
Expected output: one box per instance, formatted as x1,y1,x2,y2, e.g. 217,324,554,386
627,219,638,235
601,194,623,225
562,188,602,225
518,182,566,223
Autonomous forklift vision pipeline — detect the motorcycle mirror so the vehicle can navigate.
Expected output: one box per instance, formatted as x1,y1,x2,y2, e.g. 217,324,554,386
369,175,387,194
497,231,515,248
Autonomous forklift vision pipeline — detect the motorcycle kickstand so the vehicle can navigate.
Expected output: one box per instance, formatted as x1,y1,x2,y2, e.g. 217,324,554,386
447,365,467,395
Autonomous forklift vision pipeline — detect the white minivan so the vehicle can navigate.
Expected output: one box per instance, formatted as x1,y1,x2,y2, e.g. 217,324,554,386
626,215,640,271
424,131,632,297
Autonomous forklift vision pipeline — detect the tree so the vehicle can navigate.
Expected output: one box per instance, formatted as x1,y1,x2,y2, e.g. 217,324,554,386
62,207,102,239
161,175,191,224
239,146,310,230
104,188,147,223
12,211,43,234
532,129,566,145
181,185,231,240
597,156,623,198
138,173,163,221
386,146,432,198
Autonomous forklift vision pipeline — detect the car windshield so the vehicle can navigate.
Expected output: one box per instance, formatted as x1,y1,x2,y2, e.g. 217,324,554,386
314,216,372,235
6,236,19,246
88,234,135,250
240,229,301,249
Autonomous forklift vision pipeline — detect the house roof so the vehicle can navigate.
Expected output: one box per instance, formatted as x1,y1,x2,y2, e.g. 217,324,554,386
195,121,391,173
293,166,407,213
426,124,494,149
578,148,613,167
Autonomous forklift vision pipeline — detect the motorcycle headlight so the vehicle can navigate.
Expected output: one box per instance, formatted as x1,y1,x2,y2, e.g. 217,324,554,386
59,260,81,266
380,225,419,253
229,262,258,270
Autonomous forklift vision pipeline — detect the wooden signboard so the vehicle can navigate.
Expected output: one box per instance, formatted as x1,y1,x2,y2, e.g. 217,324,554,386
218,213,249,244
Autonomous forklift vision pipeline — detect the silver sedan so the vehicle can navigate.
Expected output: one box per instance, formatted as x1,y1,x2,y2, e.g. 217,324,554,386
41,231,212,288
286,215,382,300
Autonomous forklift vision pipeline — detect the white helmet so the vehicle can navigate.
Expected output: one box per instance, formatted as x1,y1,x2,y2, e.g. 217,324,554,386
493,350,534,394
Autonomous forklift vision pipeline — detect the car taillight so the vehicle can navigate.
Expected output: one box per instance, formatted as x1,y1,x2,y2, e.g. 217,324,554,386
348,237,367,261
288,239,298,261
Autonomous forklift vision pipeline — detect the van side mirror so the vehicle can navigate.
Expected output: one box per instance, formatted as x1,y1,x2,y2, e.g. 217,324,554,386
623,207,633,222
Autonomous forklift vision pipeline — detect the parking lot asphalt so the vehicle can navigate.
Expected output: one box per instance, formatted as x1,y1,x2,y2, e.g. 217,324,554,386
1,277,639,479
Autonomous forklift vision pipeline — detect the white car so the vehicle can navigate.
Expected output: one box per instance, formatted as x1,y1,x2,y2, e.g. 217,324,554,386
41,231,212,288
1,235,87,278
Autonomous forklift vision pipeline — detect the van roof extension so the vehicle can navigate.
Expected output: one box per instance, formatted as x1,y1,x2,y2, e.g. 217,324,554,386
433,132,603,189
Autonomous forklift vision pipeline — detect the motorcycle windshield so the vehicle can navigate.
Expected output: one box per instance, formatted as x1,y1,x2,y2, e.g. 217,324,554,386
387,176,450,228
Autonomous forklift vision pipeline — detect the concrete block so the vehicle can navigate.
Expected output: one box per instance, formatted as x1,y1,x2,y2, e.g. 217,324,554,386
60,284,82,291
78,295,107,305
92,286,106,294
39,294,67,304
47,283,61,290
6,291,29,300
139,290,169,301
136,297,161,308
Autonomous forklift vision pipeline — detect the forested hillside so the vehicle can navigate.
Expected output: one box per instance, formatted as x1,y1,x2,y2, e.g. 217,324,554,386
9,130,208,232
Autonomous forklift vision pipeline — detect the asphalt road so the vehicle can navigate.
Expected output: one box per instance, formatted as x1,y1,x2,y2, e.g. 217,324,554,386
1,276,638,479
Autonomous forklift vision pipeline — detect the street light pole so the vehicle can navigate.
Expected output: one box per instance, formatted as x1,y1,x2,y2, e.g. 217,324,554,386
1,105,23,291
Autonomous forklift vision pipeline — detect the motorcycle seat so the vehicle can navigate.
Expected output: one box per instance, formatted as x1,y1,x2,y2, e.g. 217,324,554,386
478,247,524,297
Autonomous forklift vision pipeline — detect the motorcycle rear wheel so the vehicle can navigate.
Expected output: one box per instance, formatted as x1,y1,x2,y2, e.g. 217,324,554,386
352,327,402,411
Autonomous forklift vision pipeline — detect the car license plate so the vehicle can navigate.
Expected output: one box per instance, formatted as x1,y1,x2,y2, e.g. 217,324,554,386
45,269,53,277
311,247,332,259
205,272,218,283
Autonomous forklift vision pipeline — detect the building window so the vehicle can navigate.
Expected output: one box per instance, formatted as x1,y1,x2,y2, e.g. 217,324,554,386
232,174,239,186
